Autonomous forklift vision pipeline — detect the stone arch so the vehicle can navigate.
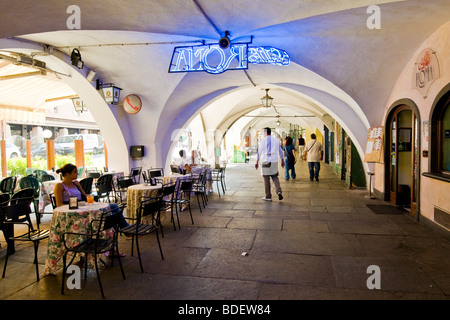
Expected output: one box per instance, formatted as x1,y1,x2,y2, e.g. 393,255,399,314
0,38,130,172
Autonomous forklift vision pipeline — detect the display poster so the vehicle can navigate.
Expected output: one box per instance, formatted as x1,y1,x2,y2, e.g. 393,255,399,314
364,127,384,163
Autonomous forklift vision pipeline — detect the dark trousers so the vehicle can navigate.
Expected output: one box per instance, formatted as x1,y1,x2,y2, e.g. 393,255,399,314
308,162,320,180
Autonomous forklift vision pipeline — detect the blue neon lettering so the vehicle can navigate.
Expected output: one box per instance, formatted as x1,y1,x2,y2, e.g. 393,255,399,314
203,45,227,74
169,44,289,73
194,47,205,71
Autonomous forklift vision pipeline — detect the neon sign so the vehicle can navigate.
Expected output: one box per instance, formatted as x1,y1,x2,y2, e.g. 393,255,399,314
169,43,290,74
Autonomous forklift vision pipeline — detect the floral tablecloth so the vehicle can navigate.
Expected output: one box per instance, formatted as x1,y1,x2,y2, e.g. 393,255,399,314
43,202,110,275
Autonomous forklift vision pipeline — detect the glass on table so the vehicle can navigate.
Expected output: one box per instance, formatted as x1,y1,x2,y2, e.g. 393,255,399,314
86,194,94,204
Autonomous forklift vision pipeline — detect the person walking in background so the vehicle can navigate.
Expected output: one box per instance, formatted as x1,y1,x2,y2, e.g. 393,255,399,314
303,133,323,181
298,134,305,160
283,136,297,181
255,127,284,201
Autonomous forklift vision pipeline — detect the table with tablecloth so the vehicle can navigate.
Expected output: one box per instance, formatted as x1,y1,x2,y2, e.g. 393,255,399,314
43,202,111,275
125,184,162,219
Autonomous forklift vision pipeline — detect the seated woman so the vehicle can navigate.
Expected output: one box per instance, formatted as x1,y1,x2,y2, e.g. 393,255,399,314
54,163,128,257
54,163,87,207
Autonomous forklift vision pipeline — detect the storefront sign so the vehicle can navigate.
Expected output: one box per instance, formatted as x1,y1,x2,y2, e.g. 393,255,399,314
169,43,290,74
412,48,440,98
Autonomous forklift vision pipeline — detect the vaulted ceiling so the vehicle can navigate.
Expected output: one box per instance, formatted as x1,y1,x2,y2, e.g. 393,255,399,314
0,0,449,169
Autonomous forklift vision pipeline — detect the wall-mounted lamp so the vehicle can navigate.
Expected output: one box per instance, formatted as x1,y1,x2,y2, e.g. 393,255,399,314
261,88,273,108
70,49,84,69
276,119,281,126
71,97,88,113
96,79,122,105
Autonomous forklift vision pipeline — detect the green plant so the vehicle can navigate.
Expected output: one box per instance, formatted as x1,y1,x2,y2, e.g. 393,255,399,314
2,152,105,178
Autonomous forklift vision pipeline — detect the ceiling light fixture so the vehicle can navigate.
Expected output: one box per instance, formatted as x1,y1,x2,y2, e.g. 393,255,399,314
70,48,84,69
261,88,274,108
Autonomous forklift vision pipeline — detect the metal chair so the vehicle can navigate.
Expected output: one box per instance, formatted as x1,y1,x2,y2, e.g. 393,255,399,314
148,168,164,184
119,195,164,272
210,167,225,197
173,180,194,230
192,171,208,212
130,167,142,184
61,206,125,299
142,171,148,184
160,183,177,232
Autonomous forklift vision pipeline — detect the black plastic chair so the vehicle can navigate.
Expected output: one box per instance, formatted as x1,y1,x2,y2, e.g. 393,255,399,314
95,174,114,202
11,188,37,224
0,195,11,253
40,174,55,182
18,176,41,221
0,176,17,195
115,176,134,203
61,206,125,299
1,196,50,281
120,196,164,273
0,193,10,203
79,177,94,194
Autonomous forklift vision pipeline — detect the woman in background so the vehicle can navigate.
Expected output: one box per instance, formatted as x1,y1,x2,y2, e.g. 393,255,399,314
283,136,297,181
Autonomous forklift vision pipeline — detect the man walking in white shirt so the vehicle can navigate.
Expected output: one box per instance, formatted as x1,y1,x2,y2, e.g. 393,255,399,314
255,127,284,201
303,133,323,181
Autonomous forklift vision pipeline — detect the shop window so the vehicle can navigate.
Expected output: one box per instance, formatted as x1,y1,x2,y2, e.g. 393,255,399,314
429,89,450,179
440,103,450,173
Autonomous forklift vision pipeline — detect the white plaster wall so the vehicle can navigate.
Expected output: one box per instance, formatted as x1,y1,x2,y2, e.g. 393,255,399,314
377,22,450,222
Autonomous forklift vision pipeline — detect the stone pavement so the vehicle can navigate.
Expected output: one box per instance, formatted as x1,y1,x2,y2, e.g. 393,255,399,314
1,160,450,301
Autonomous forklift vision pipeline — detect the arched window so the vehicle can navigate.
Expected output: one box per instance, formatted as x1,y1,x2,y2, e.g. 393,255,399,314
429,88,450,179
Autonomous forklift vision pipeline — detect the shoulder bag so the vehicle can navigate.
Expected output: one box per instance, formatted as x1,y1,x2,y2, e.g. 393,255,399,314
262,137,272,167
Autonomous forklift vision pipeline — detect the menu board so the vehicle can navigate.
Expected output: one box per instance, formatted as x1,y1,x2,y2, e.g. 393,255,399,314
364,127,384,163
